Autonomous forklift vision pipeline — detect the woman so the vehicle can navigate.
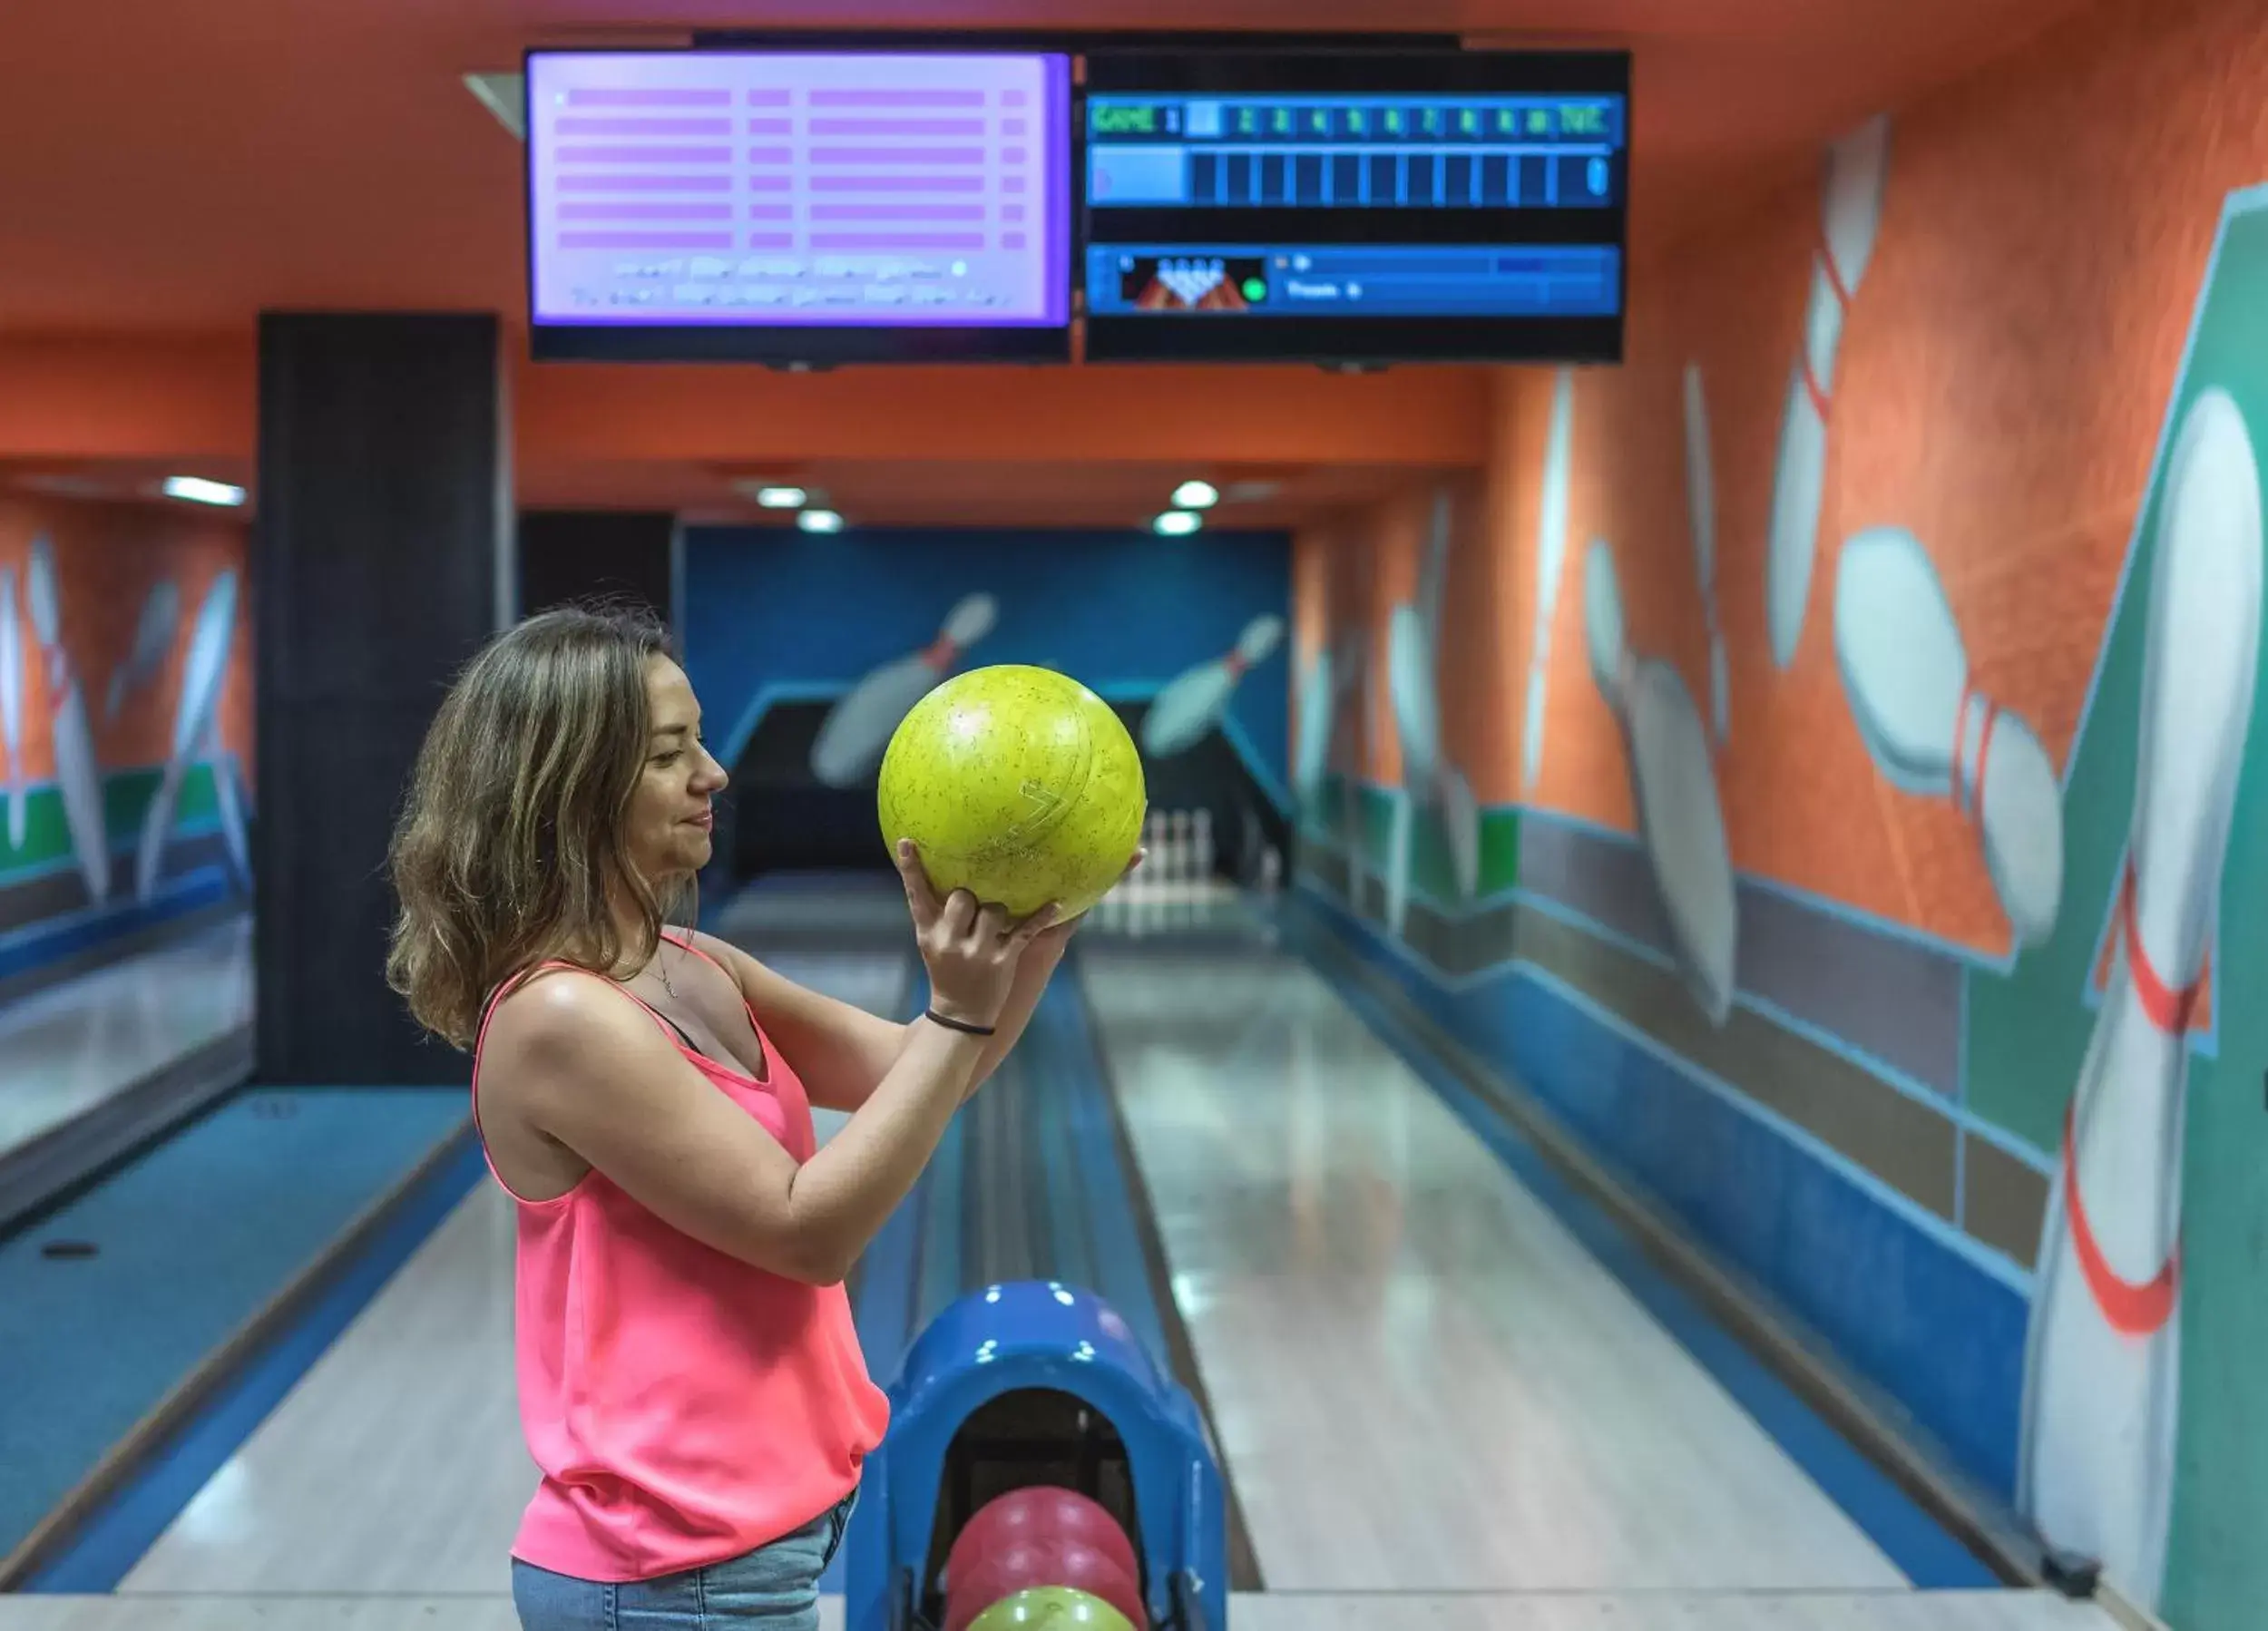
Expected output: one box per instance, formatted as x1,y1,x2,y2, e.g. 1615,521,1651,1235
386,602,1110,1629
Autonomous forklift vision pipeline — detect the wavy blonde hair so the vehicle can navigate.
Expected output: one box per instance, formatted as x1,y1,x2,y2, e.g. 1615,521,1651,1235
386,601,689,1049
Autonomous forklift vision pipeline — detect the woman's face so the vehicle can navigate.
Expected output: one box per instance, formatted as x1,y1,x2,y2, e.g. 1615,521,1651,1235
624,656,728,884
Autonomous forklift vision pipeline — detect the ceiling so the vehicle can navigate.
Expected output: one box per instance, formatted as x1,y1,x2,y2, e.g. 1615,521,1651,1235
0,0,2092,526
4,455,1425,531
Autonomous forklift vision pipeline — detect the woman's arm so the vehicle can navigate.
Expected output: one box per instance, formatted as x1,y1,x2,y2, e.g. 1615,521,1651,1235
494,870,1047,1284
699,851,1137,1112
697,933,909,1112
958,928,1070,1097
700,928,1063,1110
955,852,1139,1095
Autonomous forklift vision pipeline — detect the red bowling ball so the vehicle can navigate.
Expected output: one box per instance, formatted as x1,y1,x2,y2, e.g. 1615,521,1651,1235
944,1487,1139,1591
943,1537,1148,1631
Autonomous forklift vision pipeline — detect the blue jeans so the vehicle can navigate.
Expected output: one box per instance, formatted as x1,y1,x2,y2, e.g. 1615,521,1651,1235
511,1492,856,1629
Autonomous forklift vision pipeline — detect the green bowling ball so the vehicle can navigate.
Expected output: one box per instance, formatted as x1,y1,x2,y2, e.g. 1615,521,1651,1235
964,1586,1137,1631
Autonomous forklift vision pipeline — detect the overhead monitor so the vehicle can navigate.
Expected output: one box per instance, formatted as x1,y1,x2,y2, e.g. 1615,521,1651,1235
523,48,1074,364
1079,48,1629,365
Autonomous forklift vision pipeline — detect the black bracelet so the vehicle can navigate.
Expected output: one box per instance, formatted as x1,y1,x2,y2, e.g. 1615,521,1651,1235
924,1008,997,1037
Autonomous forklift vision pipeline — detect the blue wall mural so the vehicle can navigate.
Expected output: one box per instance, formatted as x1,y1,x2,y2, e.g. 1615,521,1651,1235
682,524,1293,878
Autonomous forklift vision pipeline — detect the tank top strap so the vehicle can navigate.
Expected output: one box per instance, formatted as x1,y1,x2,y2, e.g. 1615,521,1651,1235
659,928,736,986
658,930,766,1035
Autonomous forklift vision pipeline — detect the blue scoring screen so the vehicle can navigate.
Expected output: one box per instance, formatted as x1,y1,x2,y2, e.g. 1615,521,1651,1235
1079,52,1629,364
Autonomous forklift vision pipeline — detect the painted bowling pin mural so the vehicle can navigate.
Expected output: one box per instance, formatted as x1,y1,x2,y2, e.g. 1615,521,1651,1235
1520,367,1577,792
1582,539,1739,1024
1295,24,2268,1618
1684,363,1730,745
1765,113,1891,670
810,591,996,787
0,503,252,948
26,534,112,905
2018,386,2262,1613
1,567,22,853
138,569,246,898
107,579,181,725
1385,485,1481,925
1832,528,2066,949
1144,612,1284,758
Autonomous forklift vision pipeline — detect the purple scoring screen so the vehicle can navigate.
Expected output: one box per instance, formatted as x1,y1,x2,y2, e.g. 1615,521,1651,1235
526,52,1071,327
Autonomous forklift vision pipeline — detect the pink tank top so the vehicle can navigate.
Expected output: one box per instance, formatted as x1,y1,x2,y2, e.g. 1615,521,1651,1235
471,933,891,1582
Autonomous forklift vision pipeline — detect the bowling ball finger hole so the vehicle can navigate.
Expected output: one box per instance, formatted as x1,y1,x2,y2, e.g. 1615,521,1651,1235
41,1239,100,1259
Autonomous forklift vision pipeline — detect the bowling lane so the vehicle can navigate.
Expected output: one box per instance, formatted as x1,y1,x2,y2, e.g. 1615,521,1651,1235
1079,922,1911,1597
0,914,251,1167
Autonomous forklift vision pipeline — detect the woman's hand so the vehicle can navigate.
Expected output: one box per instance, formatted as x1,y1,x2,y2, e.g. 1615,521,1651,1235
894,840,1058,1028
1036,846,1147,944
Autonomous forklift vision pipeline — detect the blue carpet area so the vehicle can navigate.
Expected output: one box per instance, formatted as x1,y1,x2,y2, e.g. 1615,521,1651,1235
0,1085,472,1562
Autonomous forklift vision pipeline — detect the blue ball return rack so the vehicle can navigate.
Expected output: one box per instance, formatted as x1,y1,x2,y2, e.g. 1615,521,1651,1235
843,1280,1227,1630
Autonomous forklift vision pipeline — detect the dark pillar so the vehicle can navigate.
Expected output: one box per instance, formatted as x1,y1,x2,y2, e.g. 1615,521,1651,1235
518,509,680,628
254,313,511,1085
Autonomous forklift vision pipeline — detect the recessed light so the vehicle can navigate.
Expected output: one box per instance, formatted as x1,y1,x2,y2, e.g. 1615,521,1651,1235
162,476,247,507
1171,480,1219,510
1152,510,1201,537
756,485,807,509
798,508,846,533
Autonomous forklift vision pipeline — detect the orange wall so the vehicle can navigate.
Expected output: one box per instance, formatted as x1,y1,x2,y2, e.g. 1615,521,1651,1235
1308,0,2268,962
0,494,249,784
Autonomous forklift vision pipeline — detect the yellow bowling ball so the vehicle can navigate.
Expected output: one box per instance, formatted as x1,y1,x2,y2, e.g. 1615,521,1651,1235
965,1587,1137,1631
877,664,1146,922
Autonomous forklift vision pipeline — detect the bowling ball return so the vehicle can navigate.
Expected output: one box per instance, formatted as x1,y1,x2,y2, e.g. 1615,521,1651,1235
843,1281,1227,1631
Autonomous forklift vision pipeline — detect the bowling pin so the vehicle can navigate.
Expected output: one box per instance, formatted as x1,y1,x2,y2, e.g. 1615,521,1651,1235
0,567,21,851
1521,367,1577,791
1437,765,1481,901
1684,363,1731,744
1585,540,1738,1024
810,592,996,787
137,571,240,901
2018,386,2262,1613
1383,793,1413,934
1294,642,1336,799
1193,807,1214,884
25,536,109,904
1831,526,2064,947
1386,492,1450,935
105,579,181,725
1143,614,1283,758
210,750,249,884
1389,487,1454,795
1765,113,1891,670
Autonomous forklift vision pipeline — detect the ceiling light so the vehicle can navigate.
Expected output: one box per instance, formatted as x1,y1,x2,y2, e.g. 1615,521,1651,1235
755,485,807,509
1171,480,1219,510
1152,510,1201,537
798,508,846,534
162,476,247,507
